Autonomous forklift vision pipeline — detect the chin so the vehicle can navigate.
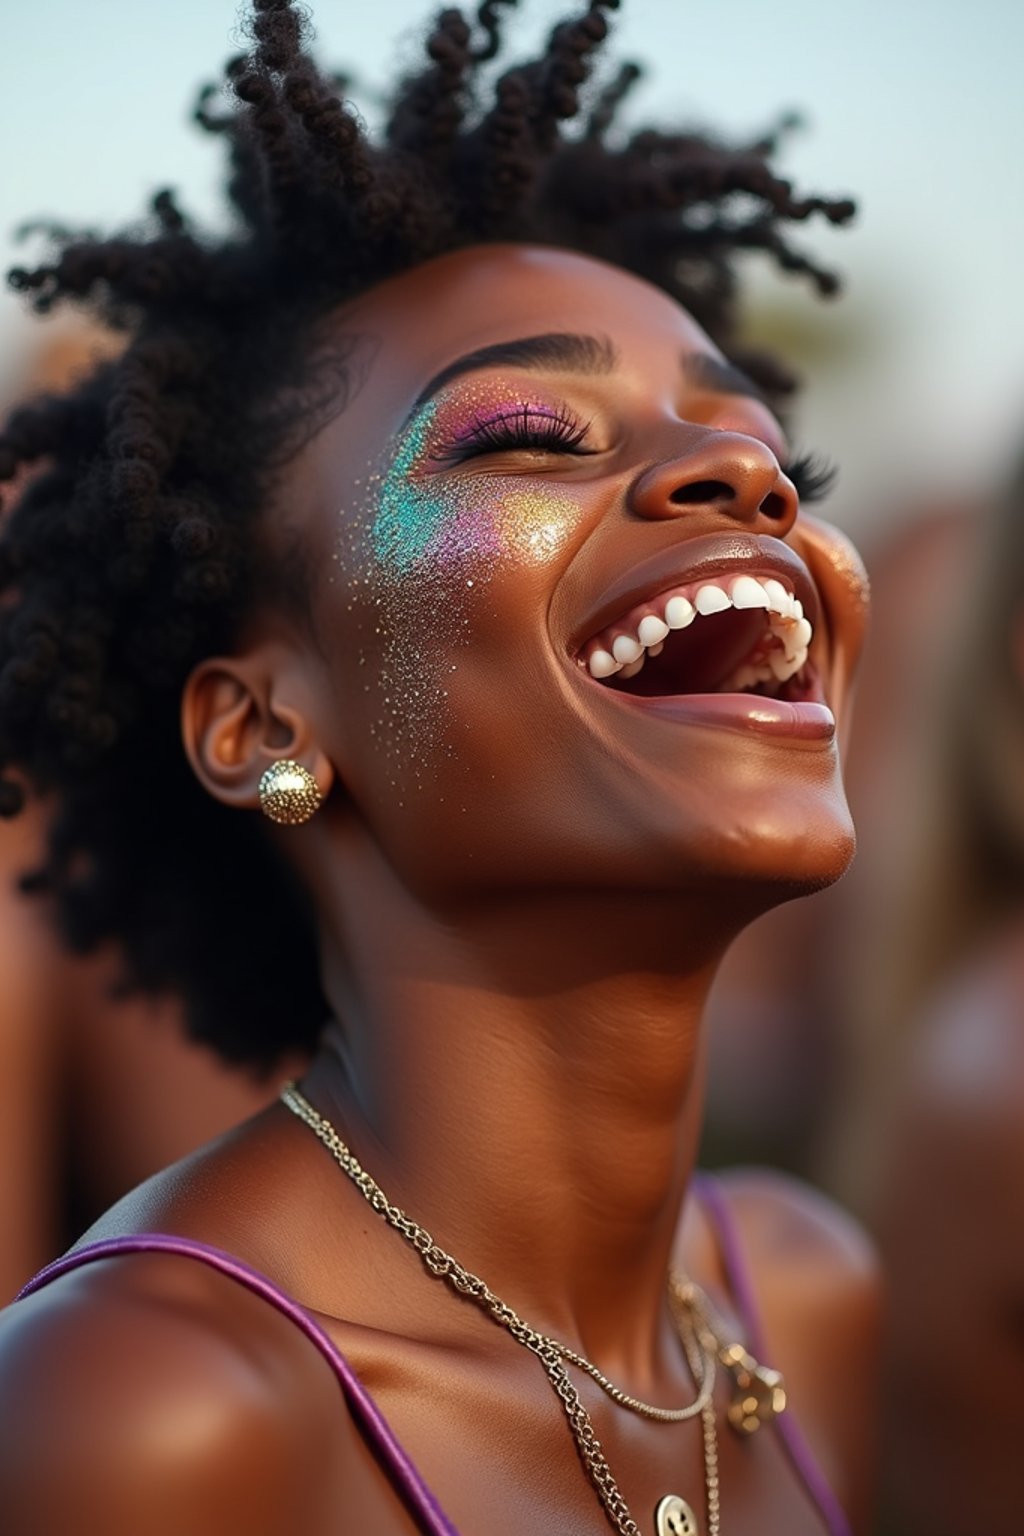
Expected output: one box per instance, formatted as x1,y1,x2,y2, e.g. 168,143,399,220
700,800,857,920
621,767,858,931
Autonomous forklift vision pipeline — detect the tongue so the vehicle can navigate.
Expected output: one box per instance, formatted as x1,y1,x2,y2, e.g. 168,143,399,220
614,609,767,697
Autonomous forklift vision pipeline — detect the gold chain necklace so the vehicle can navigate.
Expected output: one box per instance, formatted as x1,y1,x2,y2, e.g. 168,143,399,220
281,1083,722,1536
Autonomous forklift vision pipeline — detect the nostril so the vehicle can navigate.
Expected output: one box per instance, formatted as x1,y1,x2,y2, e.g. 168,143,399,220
669,479,735,506
759,489,790,521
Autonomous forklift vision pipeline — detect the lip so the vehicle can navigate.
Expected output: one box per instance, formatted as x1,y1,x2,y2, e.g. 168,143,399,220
599,690,837,742
563,530,835,742
568,531,822,654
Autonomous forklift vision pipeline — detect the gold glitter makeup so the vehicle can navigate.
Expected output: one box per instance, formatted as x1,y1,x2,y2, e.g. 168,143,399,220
341,381,589,783
372,388,584,577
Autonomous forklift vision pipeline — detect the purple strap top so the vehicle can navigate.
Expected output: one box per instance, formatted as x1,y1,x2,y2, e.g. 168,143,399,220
18,1232,456,1535
693,1176,852,1536
17,1182,850,1536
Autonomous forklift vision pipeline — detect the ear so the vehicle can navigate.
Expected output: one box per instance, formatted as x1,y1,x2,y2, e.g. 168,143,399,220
181,643,335,812
792,512,870,751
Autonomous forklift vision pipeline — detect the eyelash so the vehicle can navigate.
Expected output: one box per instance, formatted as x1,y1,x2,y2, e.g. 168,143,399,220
785,451,838,504
430,405,591,463
430,407,838,505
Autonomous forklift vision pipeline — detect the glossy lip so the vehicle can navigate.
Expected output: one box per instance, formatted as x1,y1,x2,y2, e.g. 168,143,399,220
601,691,837,742
565,531,835,743
568,531,821,652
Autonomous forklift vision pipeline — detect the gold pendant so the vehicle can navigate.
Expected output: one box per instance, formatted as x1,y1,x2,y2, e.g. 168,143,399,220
719,1342,787,1434
655,1494,699,1536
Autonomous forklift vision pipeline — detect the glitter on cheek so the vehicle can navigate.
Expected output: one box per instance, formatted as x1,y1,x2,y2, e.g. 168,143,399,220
370,395,584,582
351,401,586,783
371,400,446,577
490,483,579,565
347,401,485,784
402,476,580,577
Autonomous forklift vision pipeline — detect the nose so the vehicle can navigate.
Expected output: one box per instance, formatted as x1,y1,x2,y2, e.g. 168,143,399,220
629,430,799,535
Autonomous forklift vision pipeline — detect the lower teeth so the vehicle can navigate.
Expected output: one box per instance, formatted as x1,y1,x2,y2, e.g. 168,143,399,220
721,648,807,693
719,610,809,693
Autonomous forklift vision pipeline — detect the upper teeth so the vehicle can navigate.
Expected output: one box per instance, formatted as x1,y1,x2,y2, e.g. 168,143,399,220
584,573,813,687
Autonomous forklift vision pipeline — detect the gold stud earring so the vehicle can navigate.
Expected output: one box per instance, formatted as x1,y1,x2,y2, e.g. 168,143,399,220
257,759,323,825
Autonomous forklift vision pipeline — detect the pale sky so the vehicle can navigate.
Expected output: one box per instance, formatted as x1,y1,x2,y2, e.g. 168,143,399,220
2,0,1022,535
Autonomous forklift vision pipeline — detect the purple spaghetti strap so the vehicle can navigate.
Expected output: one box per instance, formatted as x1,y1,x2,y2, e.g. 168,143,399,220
17,1234,459,1536
20,1209,853,1536
693,1174,853,1536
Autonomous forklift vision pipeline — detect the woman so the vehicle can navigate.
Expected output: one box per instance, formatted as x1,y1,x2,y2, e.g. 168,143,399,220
0,3,877,1532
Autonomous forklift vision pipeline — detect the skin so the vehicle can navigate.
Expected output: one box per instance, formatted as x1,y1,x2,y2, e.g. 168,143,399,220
0,245,877,1535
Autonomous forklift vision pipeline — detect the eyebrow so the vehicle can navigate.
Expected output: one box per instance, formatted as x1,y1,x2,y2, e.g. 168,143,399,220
682,352,767,404
407,330,767,420
410,332,618,412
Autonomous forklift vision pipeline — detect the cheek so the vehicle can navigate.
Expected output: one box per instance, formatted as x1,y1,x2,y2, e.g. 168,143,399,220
373,472,581,578
340,460,584,790
487,483,582,564
366,395,582,578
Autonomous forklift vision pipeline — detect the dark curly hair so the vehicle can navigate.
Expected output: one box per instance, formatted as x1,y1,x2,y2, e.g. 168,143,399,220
0,0,854,1068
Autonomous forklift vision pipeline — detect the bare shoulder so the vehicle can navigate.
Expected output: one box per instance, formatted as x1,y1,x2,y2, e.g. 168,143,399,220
0,1250,351,1536
712,1166,881,1371
713,1168,881,1530
715,1165,879,1292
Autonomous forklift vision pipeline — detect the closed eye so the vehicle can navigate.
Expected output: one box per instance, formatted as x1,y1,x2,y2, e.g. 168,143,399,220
429,404,594,464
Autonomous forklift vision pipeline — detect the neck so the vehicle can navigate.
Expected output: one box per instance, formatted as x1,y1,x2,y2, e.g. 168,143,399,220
307,845,754,1374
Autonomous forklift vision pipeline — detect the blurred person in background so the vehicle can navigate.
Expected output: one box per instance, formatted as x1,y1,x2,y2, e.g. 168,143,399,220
0,324,305,1301
829,446,1024,1535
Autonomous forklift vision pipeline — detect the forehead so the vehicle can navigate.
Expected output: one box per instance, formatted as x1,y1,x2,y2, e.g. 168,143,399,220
335,244,719,415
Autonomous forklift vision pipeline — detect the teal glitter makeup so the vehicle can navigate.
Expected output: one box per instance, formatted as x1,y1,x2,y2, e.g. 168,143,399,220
346,385,587,787
371,401,454,576
371,392,581,580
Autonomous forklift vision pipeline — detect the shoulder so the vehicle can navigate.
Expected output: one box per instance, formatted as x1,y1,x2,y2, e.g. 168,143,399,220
713,1165,879,1294
900,935,1024,1139
710,1166,881,1376
0,1248,352,1535
709,1169,881,1529
875,939,1024,1253
875,939,1024,1287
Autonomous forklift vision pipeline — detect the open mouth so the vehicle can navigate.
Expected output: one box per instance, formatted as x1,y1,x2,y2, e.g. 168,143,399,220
577,572,818,702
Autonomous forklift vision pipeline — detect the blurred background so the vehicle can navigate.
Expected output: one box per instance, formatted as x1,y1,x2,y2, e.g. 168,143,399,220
3,0,1024,526
2,4,1024,1531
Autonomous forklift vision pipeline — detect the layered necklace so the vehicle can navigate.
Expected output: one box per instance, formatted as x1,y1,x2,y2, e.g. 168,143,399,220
281,1083,786,1536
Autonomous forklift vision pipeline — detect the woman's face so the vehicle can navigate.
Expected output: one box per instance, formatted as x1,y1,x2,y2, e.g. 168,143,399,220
286,244,867,907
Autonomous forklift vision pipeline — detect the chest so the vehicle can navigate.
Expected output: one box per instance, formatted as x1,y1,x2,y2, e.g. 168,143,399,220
319,1327,836,1536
